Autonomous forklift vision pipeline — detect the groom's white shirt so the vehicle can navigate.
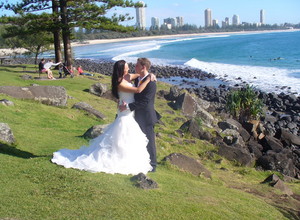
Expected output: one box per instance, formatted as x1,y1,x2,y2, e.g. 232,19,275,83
125,73,150,110
137,73,149,85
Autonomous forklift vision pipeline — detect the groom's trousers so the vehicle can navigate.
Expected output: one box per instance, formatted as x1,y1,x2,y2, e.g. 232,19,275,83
140,124,156,170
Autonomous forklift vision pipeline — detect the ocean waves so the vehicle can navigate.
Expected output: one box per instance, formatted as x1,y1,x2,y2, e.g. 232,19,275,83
184,58,300,95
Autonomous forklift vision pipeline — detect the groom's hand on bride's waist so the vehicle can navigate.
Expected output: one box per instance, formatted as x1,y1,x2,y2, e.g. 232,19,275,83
119,100,128,112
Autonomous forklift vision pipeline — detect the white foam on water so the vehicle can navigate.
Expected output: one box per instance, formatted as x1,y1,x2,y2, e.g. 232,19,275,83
184,58,300,94
111,34,231,61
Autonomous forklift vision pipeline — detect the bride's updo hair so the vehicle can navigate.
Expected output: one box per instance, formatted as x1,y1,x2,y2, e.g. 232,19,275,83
112,60,126,99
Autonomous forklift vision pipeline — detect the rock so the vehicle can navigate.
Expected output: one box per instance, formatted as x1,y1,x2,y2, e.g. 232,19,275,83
101,90,118,102
242,120,260,134
21,74,33,80
89,83,108,96
0,86,68,106
130,173,159,190
277,129,300,146
163,153,211,178
0,123,16,144
0,99,14,106
221,129,245,146
257,149,296,177
247,139,263,159
263,114,278,124
217,144,253,166
174,93,198,115
259,135,283,153
261,174,293,195
180,119,212,141
83,124,109,139
218,120,239,131
173,93,214,127
219,119,251,142
72,102,106,119
165,86,182,101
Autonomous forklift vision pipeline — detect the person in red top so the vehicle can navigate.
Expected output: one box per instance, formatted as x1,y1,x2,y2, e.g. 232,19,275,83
77,65,93,76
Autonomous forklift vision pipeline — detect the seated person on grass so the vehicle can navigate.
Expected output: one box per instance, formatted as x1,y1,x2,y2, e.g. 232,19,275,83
77,65,93,76
40,59,61,80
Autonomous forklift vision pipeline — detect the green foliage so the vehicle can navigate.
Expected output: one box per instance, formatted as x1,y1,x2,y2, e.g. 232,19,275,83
226,85,264,122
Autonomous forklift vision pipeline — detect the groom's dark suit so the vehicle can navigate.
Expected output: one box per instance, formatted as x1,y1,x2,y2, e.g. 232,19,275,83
129,76,158,170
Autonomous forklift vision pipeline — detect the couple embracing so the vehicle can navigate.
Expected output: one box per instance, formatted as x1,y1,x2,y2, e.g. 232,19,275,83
52,58,158,175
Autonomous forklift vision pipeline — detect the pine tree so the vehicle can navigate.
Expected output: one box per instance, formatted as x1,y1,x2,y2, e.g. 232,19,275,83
0,0,141,65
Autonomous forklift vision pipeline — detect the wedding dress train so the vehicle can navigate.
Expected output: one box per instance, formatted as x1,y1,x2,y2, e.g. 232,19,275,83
51,87,152,175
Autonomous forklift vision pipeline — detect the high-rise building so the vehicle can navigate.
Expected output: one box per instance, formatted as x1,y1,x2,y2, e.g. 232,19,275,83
205,8,212,27
164,17,176,28
225,17,230,25
135,1,146,30
232,14,240,25
260,9,265,24
176,16,184,27
151,17,160,29
212,19,218,27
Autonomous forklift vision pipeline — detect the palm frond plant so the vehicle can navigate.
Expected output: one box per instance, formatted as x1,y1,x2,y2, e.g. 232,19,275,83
226,85,264,122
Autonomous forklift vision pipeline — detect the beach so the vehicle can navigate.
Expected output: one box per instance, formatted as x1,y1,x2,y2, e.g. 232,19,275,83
1,29,298,55
0,48,28,57
71,29,299,47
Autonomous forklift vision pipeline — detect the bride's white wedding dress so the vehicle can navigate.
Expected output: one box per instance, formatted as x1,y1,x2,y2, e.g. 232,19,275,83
51,85,152,175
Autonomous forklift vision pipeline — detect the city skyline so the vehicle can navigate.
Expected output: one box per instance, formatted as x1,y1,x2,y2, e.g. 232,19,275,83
1,0,300,28
120,0,300,28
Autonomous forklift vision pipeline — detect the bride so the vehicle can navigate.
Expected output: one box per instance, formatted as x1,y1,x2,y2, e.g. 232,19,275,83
51,60,153,175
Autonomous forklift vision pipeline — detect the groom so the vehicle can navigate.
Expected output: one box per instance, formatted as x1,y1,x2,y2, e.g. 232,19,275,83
119,58,158,172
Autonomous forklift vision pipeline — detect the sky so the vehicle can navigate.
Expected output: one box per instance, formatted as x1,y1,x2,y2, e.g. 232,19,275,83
116,0,300,27
1,0,300,27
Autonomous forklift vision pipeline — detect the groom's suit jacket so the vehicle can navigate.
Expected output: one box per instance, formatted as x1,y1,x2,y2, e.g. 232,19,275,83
128,76,158,127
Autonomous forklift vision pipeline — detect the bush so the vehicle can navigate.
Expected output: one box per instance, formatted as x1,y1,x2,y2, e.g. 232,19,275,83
226,85,264,122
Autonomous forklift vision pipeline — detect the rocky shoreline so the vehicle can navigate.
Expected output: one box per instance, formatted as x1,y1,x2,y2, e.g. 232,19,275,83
8,58,300,136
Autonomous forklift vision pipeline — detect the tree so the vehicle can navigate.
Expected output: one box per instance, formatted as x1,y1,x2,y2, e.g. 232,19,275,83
3,24,53,64
0,0,142,65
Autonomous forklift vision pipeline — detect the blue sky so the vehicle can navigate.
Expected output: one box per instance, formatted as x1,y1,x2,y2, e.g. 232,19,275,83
1,0,300,27
117,0,300,27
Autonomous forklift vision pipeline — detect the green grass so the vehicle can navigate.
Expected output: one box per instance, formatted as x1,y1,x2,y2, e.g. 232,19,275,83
0,64,299,220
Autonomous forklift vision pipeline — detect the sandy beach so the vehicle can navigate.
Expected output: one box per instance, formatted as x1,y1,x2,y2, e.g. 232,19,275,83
0,48,28,57
0,29,298,56
71,29,299,47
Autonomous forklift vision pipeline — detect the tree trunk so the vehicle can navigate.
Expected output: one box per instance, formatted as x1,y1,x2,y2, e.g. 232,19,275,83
35,45,41,65
59,0,72,66
52,0,62,64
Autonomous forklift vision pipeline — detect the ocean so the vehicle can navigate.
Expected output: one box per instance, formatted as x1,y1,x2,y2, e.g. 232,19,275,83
72,30,300,95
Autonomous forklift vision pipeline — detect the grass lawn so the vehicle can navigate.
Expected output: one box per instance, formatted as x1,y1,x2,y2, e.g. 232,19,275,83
0,64,299,220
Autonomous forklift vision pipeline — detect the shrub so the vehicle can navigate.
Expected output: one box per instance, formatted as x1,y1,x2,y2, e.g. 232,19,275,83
226,85,264,122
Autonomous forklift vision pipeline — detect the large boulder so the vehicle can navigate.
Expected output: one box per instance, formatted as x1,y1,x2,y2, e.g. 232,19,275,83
89,83,108,96
218,118,251,142
0,86,67,106
83,124,108,139
72,102,106,120
276,128,300,147
0,123,15,144
180,119,212,141
257,149,296,177
164,86,182,101
164,153,211,178
0,99,14,106
174,93,214,127
259,135,283,153
218,144,253,166
261,174,293,195
130,173,159,189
